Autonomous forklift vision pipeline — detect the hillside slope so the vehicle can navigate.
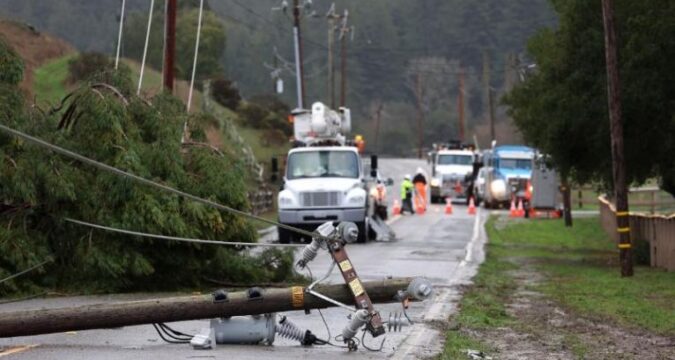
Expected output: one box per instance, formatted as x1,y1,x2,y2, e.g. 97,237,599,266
0,19,75,95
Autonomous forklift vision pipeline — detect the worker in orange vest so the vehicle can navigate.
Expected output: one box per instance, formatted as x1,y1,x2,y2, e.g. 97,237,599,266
354,135,365,154
412,167,428,213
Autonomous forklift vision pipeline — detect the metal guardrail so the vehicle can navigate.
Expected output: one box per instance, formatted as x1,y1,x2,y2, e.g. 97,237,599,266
599,196,675,271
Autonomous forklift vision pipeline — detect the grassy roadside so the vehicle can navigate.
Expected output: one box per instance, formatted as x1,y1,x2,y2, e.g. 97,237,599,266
442,216,675,358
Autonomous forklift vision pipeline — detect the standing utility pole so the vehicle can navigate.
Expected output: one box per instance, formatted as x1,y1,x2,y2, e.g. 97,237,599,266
326,4,340,108
373,101,383,152
489,87,496,142
292,0,306,109
601,0,632,277
414,73,424,159
163,0,177,93
339,10,350,108
457,68,465,142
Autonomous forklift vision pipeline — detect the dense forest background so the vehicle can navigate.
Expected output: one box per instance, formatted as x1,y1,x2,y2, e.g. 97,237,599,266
1,0,557,155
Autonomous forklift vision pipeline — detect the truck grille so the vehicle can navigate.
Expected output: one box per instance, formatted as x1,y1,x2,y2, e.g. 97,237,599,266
300,191,341,207
508,178,528,191
442,174,465,188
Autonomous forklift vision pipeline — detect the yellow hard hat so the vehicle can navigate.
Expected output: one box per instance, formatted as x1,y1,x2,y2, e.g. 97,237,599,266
355,134,363,141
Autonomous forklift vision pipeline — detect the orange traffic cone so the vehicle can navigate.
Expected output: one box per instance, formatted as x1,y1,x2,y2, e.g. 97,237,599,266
509,199,518,218
445,197,453,215
516,199,525,217
468,197,477,215
392,200,401,215
416,204,425,215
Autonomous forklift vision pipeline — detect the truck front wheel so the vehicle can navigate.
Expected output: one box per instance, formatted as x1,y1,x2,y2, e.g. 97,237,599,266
278,226,293,244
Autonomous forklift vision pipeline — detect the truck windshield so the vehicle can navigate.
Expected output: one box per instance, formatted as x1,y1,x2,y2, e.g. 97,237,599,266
437,154,473,165
287,151,359,179
498,158,533,170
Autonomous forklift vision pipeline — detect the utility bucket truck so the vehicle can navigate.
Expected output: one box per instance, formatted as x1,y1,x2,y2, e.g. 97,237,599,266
278,102,382,243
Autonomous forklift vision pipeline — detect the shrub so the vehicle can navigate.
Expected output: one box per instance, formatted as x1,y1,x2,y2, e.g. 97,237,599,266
0,40,23,85
211,77,241,110
67,52,113,84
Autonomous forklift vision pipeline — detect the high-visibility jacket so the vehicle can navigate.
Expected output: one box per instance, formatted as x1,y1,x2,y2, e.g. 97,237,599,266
401,179,414,199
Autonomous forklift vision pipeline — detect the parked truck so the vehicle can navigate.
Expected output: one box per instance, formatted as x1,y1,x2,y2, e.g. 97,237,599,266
277,102,374,243
480,145,535,209
429,143,476,203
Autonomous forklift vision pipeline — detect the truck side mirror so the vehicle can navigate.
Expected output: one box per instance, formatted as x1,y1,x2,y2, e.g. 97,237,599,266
370,155,378,178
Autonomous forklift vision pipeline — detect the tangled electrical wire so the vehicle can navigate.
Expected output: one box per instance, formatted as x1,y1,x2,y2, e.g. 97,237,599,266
305,265,381,352
152,323,195,344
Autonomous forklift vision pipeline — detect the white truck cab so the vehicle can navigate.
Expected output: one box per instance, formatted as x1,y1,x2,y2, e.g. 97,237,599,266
277,102,370,243
430,149,475,203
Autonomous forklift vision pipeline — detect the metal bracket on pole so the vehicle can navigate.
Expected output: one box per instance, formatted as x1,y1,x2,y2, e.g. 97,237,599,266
297,221,385,337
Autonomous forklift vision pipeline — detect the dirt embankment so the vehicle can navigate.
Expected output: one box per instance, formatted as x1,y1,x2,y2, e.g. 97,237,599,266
0,19,75,94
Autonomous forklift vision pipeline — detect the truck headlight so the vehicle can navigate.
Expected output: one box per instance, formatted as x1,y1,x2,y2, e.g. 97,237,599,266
278,193,295,208
348,195,365,204
490,179,506,198
431,178,441,187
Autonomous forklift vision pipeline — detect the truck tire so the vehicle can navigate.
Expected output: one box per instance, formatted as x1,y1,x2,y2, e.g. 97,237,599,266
278,226,292,244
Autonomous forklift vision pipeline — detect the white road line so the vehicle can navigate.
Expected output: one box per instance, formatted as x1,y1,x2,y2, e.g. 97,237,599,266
393,210,485,359
385,214,403,226
460,208,481,267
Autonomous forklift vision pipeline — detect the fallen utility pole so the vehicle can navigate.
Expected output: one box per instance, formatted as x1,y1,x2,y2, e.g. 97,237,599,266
601,0,632,276
0,278,414,338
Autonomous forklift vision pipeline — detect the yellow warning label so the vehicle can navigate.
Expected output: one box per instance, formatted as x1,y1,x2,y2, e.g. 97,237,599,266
291,286,304,308
617,227,630,233
618,243,632,249
339,260,353,272
349,279,364,297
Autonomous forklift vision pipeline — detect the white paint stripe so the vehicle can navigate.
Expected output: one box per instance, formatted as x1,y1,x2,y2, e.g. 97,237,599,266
393,211,484,359
459,208,481,267
385,214,403,226
0,345,38,357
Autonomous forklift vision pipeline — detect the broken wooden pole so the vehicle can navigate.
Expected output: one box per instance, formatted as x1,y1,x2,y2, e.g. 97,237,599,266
0,278,416,338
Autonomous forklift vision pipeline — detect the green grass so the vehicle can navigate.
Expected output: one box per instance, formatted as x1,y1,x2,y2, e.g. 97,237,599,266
441,217,518,358
492,217,675,335
442,216,675,358
33,54,75,104
492,217,674,335
238,126,290,165
442,331,493,360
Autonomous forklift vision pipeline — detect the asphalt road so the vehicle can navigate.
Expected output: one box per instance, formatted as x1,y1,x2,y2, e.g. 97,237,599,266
0,158,487,359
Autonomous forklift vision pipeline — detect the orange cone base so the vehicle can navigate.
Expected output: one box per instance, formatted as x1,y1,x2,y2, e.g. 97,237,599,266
392,200,401,215
445,200,453,215
468,197,477,215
